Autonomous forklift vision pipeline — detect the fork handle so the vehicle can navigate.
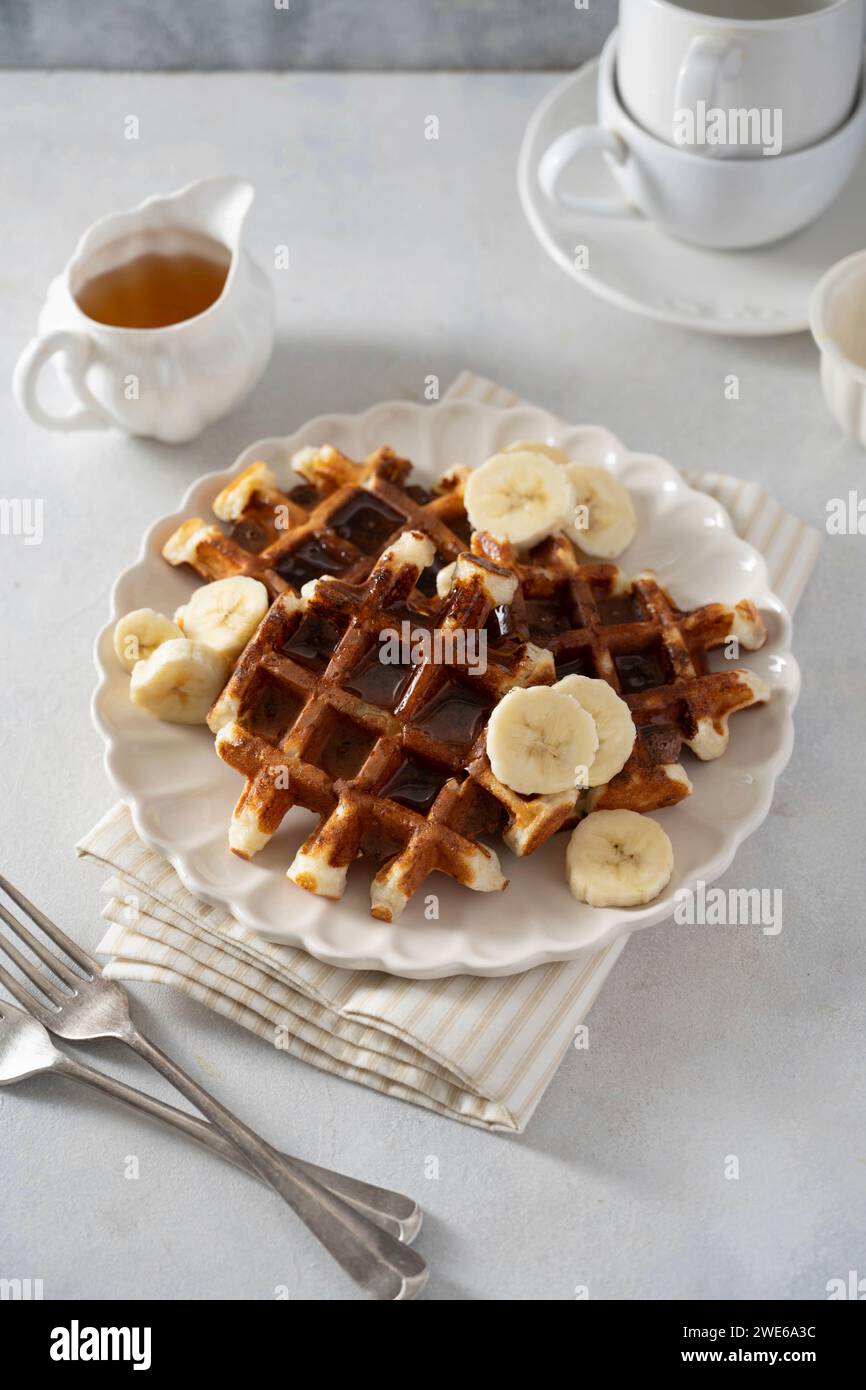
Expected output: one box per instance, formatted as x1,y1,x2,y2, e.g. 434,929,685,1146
52,1053,420,1244
121,1026,427,1300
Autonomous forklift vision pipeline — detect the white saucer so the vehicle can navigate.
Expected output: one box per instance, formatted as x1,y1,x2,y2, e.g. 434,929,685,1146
517,58,866,336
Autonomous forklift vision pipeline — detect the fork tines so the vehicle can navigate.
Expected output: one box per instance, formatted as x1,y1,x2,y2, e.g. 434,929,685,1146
0,873,96,1018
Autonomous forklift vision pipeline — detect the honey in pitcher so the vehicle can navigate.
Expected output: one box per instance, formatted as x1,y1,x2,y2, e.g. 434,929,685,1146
74,230,230,329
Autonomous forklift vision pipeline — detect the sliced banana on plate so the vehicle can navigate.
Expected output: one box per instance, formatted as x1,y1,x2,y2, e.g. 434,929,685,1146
499,442,636,558
554,673,636,786
562,463,636,559
113,608,183,672
567,809,673,908
504,439,572,466
129,638,229,725
464,450,575,549
180,576,269,663
486,685,599,795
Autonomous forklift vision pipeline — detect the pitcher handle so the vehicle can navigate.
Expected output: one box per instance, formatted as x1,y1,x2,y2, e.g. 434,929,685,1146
13,330,114,432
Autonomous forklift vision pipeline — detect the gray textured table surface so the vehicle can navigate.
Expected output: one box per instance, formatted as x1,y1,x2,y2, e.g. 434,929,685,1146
5,0,617,70
0,72,863,1302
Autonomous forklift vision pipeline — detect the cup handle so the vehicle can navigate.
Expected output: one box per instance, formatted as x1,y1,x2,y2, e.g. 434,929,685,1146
538,126,634,216
13,329,114,432
673,36,744,150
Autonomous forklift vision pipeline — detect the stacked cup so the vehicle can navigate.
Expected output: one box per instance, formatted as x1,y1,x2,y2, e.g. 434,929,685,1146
539,0,866,249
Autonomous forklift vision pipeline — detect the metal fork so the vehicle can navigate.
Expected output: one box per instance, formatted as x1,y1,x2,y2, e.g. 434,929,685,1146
0,998,418,1242
0,874,427,1300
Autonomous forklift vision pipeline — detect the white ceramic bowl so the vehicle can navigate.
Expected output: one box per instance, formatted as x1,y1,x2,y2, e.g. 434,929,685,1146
539,32,866,250
91,398,799,978
810,247,866,446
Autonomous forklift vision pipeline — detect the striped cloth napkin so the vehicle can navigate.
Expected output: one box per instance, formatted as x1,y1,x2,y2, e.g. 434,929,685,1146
77,372,821,1133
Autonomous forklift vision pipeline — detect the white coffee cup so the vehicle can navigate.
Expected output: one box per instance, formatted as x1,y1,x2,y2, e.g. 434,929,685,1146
538,31,866,248
619,0,865,157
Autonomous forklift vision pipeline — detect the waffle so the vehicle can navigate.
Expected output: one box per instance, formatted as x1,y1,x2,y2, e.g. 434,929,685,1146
163,445,472,603
166,436,767,900
471,531,768,817
207,529,584,922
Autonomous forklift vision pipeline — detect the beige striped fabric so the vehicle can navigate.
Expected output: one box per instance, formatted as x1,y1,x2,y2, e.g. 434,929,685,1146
76,372,821,1133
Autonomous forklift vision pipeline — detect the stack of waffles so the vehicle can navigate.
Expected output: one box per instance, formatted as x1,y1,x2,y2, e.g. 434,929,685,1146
162,444,769,922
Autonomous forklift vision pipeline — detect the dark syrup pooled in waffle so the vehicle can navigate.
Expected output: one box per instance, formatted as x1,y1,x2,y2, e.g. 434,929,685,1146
207,530,577,922
166,442,768,902
163,445,473,603
473,531,768,816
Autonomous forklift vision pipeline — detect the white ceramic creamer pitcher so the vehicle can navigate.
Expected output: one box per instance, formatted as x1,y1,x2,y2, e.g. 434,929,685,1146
13,177,274,443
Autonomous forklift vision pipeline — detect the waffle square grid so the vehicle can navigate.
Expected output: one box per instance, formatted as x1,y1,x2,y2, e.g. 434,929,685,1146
474,530,768,815
163,443,769,922
208,530,576,922
163,446,472,601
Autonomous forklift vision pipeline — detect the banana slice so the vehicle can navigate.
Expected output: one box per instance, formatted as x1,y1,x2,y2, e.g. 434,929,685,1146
465,450,575,549
504,439,572,466
554,674,636,786
113,608,183,673
436,560,457,598
567,809,673,908
129,638,228,724
181,576,269,662
486,686,598,795
563,464,636,558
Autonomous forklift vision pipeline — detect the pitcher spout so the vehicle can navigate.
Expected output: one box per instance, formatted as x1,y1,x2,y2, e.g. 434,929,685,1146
170,176,256,252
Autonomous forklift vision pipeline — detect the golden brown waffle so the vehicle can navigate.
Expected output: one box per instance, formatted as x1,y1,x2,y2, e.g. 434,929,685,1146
163,445,472,602
168,441,767,832
471,531,768,816
207,529,581,922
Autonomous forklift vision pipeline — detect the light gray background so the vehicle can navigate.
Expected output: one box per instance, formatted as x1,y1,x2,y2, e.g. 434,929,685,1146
2,0,617,70
0,69,863,1301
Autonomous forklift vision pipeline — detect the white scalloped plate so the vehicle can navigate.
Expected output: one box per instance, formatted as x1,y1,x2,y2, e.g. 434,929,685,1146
92,398,799,977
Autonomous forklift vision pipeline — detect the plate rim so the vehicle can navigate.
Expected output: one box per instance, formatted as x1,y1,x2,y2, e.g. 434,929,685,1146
91,395,800,977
